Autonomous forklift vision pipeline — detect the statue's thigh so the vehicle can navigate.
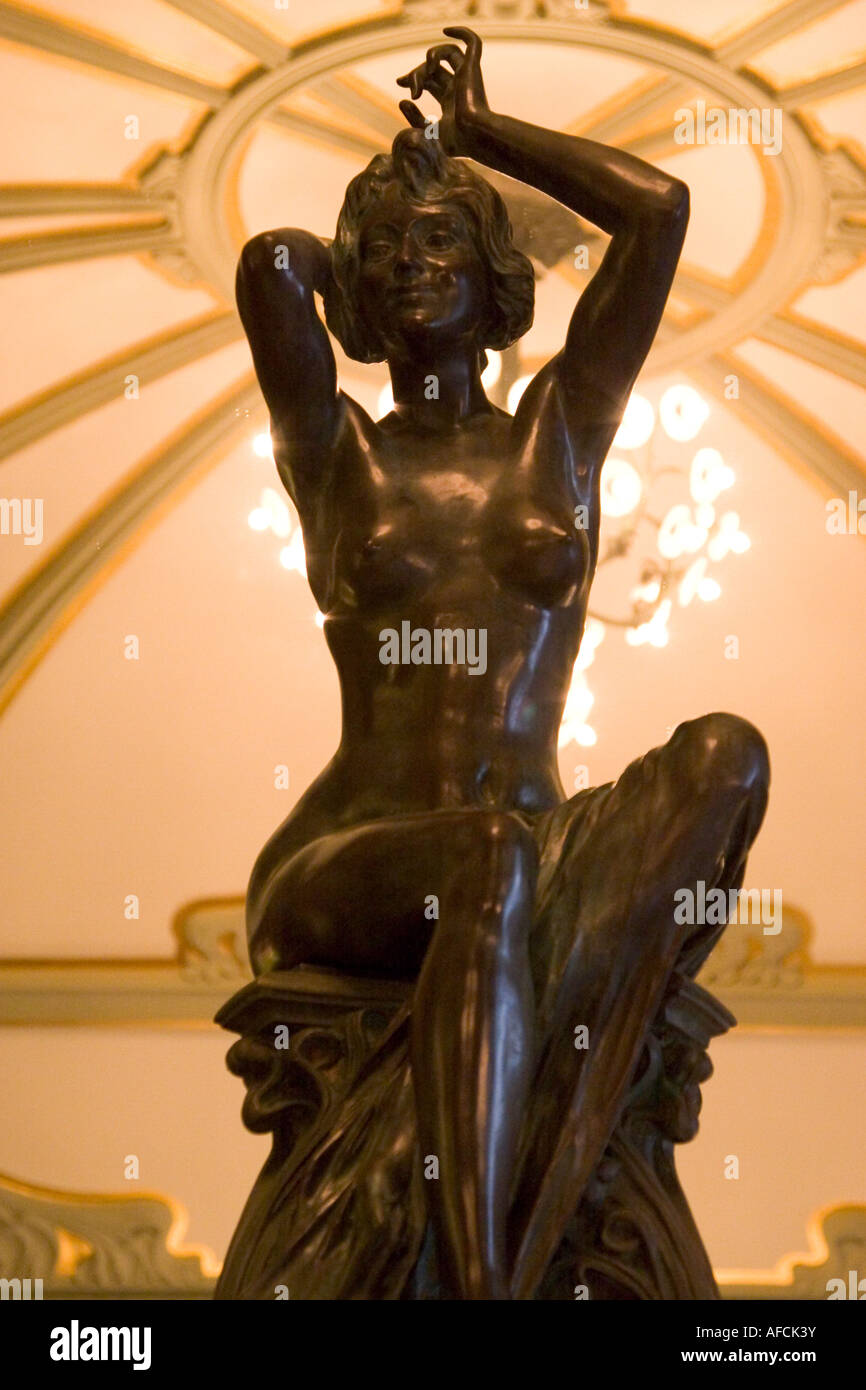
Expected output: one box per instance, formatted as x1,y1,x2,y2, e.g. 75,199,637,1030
255,807,536,976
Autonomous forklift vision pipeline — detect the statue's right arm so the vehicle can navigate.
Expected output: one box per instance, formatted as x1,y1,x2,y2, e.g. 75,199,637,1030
236,229,339,495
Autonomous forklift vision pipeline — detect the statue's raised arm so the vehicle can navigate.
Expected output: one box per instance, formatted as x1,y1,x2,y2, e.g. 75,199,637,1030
398,26,689,458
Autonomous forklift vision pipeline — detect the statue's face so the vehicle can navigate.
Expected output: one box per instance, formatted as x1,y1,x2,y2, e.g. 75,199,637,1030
356,185,490,356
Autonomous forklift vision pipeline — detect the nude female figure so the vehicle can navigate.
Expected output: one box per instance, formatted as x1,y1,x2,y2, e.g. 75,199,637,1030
235,28,769,1301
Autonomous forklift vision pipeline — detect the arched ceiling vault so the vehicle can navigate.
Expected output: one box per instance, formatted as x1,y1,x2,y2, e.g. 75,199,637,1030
1,0,865,710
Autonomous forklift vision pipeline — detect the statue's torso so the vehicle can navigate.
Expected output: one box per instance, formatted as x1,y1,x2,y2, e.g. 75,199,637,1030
271,381,601,845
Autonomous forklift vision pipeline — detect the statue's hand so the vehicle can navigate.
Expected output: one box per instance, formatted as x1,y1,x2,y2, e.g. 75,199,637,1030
397,26,488,157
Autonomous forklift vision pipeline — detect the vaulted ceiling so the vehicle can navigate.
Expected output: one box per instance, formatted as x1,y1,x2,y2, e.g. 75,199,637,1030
1,0,865,960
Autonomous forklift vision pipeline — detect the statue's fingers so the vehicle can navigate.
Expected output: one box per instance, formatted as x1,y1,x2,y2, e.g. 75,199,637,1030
425,43,463,73
442,25,482,65
421,68,450,102
396,65,425,100
398,100,426,130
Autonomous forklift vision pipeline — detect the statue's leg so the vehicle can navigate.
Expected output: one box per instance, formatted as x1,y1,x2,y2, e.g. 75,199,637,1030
410,812,537,1300
511,712,769,1297
247,807,538,1301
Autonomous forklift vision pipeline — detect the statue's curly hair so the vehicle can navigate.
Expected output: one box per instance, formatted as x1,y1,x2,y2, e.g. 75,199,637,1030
324,128,535,363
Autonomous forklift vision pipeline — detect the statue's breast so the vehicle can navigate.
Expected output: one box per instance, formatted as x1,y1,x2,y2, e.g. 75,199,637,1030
323,399,593,613
331,482,589,613
481,494,590,609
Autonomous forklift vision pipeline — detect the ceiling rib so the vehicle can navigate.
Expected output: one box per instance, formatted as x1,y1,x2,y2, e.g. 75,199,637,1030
692,351,866,498
0,311,241,462
0,185,169,217
715,0,848,63
573,74,686,145
779,60,866,108
0,221,176,274
0,2,228,106
161,0,287,67
552,270,865,495
572,0,853,151
673,271,866,388
0,374,260,714
268,106,387,161
311,76,404,142
757,313,866,388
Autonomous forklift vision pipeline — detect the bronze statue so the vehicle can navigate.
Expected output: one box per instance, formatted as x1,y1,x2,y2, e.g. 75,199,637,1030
216,28,769,1301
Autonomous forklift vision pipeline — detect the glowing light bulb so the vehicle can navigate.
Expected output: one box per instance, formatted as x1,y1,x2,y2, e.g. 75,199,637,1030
507,374,533,414
658,505,706,560
314,611,326,629
600,457,642,518
659,384,709,442
678,556,707,606
708,511,750,561
698,576,721,601
253,431,273,459
626,598,672,647
613,392,655,449
631,577,662,605
690,447,734,504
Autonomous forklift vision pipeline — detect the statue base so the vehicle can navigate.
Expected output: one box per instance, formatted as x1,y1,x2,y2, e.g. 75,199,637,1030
214,964,734,1300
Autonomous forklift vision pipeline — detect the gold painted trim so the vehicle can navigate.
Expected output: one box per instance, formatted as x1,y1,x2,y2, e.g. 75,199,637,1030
717,344,866,496
718,1202,866,1297
4,896,866,1028
0,374,262,716
0,1169,222,1282
0,309,239,462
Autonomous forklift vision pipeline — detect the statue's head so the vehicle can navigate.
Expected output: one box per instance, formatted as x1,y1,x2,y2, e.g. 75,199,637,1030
325,128,534,365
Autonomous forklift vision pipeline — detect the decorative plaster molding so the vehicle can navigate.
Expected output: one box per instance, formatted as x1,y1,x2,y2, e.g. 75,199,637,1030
1,900,864,1027
1,0,864,714
0,311,240,462
0,1173,861,1300
0,376,261,715
0,1172,217,1299
720,1205,866,1300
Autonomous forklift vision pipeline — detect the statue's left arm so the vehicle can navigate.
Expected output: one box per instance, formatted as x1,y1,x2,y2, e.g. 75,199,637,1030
400,28,689,453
